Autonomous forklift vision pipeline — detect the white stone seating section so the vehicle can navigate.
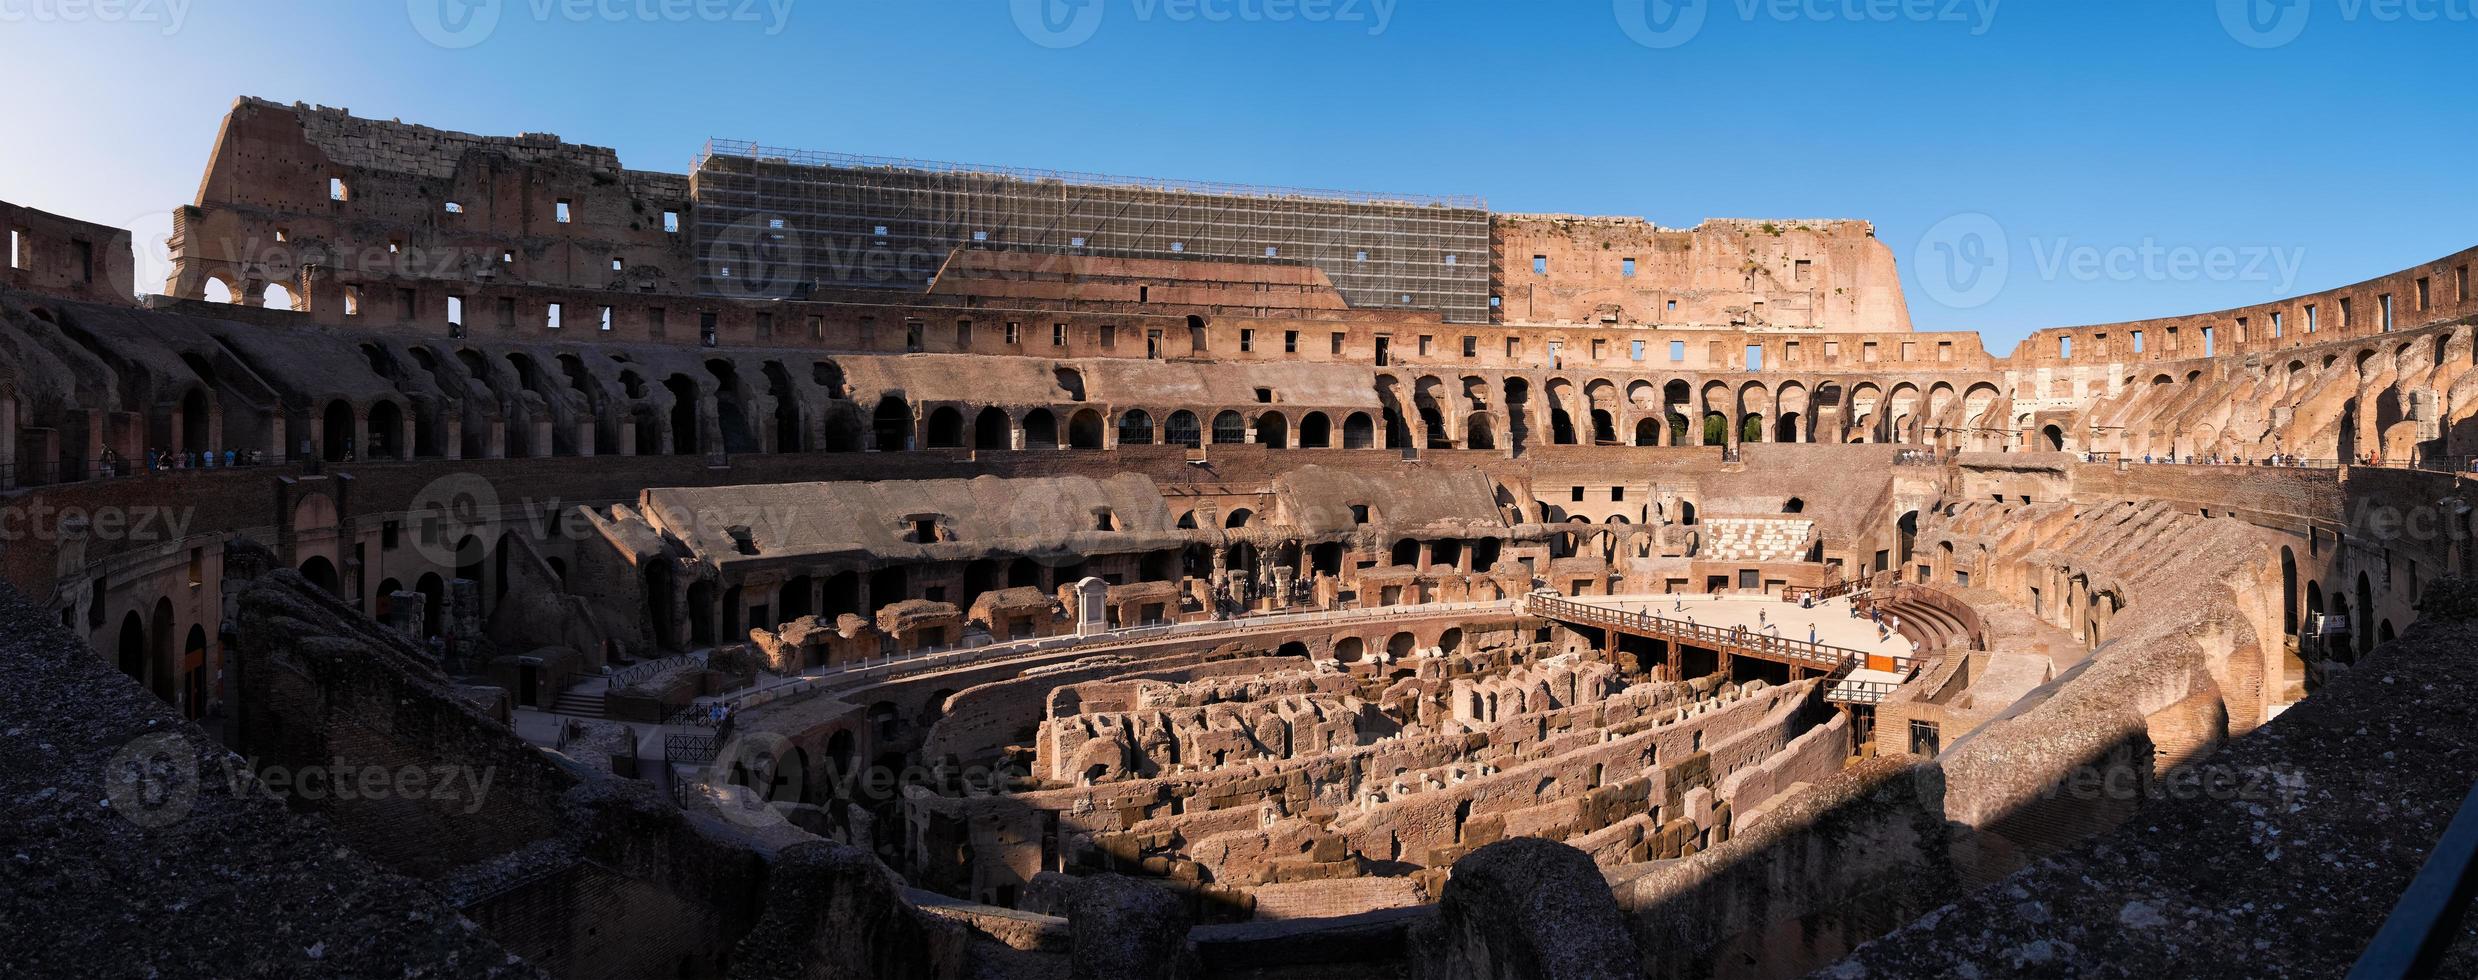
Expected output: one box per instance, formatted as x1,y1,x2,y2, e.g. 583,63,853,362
1700,518,1816,562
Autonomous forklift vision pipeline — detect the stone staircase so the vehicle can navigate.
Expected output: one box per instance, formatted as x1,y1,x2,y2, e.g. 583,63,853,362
549,683,608,719
1701,518,1815,561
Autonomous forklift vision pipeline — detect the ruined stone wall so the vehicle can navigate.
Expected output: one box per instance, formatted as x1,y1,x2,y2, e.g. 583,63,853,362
1,199,135,304
1490,216,1914,333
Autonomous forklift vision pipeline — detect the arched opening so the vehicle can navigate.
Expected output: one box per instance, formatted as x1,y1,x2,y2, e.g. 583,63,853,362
1118,410,1154,446
974,407,1011,449
872,396,912,451
1466,414,1496,451
2041,424,2066,452
1224,508,1254,529
1591,409,1618,445
181,625,208,718
1022,408,1059,449
180,387,212,456
2356,572,2375,658
1212,411,1247,445
1776,412,1801,443
321,400,354,461
2280,546,2299,636
116,612,149,695
1298,412,1332,449
1339,412,1375,450
1703,412,1728,446
1254,412,1289,449
415,572,446,639
925,406,965,449
1067,409,1105,449
1635,417,1658,446
778,575,815,624
1165,410,1201,448
665,374,702,455
262,282,304,312
201,277,235,304
1741,413,1765,443
365,400,402,460
1897,510,1920,564
1334,637,1365,664
298,555,341,597
686,581,715,647
1386,631,1417,659
1550,407,1577,445
1784,497,1806,514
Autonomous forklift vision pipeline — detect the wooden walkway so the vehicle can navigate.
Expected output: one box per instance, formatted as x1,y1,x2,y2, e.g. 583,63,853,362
1525,594,1920,700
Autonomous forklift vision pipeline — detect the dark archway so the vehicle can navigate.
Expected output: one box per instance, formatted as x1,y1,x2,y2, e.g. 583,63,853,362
873,396,912,451
1068,409,1105,449
1023,408,1059,449
974,407,1012,450
1254,412,1288,449
298,555,341,597
322,400,354,461
366,400,402,460
925,406,965,449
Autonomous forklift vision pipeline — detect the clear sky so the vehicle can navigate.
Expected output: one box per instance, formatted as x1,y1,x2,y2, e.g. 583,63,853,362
1,0,2468,354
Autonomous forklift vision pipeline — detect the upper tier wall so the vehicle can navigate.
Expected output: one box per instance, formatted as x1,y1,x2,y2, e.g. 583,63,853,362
1490,215,1913,333
2008,244,2478,368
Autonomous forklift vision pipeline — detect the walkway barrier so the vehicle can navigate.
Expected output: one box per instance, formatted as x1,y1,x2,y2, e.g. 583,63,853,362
2350,777,2478,979
716,600,1522,716
1524,594,1919,675
1822,679,1901,704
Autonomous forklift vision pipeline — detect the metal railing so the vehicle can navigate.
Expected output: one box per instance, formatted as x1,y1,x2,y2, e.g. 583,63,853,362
664,730,724,765
610,654,699,691
1823,679,1901,704
1525,594,1919,674
716,600,1521,716
2350,777,2478,979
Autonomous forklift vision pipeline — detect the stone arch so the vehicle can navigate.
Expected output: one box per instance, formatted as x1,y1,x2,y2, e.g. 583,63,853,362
974,407,1011,449
1023,408,1060,449
1118,409,1155,446
924,406,965,449
1067,409,1105,449
872,395,912,451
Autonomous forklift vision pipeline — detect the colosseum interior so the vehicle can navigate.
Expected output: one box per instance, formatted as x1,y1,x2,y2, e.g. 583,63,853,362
8,96,2478,978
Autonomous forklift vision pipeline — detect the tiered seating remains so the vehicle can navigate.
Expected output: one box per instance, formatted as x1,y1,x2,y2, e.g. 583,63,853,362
1870,590,1978,654
1700,518,1816,561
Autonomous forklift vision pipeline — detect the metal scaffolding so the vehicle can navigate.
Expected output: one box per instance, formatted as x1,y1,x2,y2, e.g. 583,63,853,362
689,140,1493,322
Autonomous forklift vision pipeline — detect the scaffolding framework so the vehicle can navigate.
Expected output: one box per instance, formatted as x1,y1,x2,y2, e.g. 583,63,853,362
689,141,1494,322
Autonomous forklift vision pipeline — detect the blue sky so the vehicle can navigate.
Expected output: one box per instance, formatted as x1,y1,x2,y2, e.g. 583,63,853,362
0,0,2467,354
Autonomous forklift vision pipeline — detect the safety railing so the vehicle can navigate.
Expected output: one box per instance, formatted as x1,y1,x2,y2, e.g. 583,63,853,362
1823,679,1901,704
2349,777,2478,979
1525,594,1919,674
716,599,1522,716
